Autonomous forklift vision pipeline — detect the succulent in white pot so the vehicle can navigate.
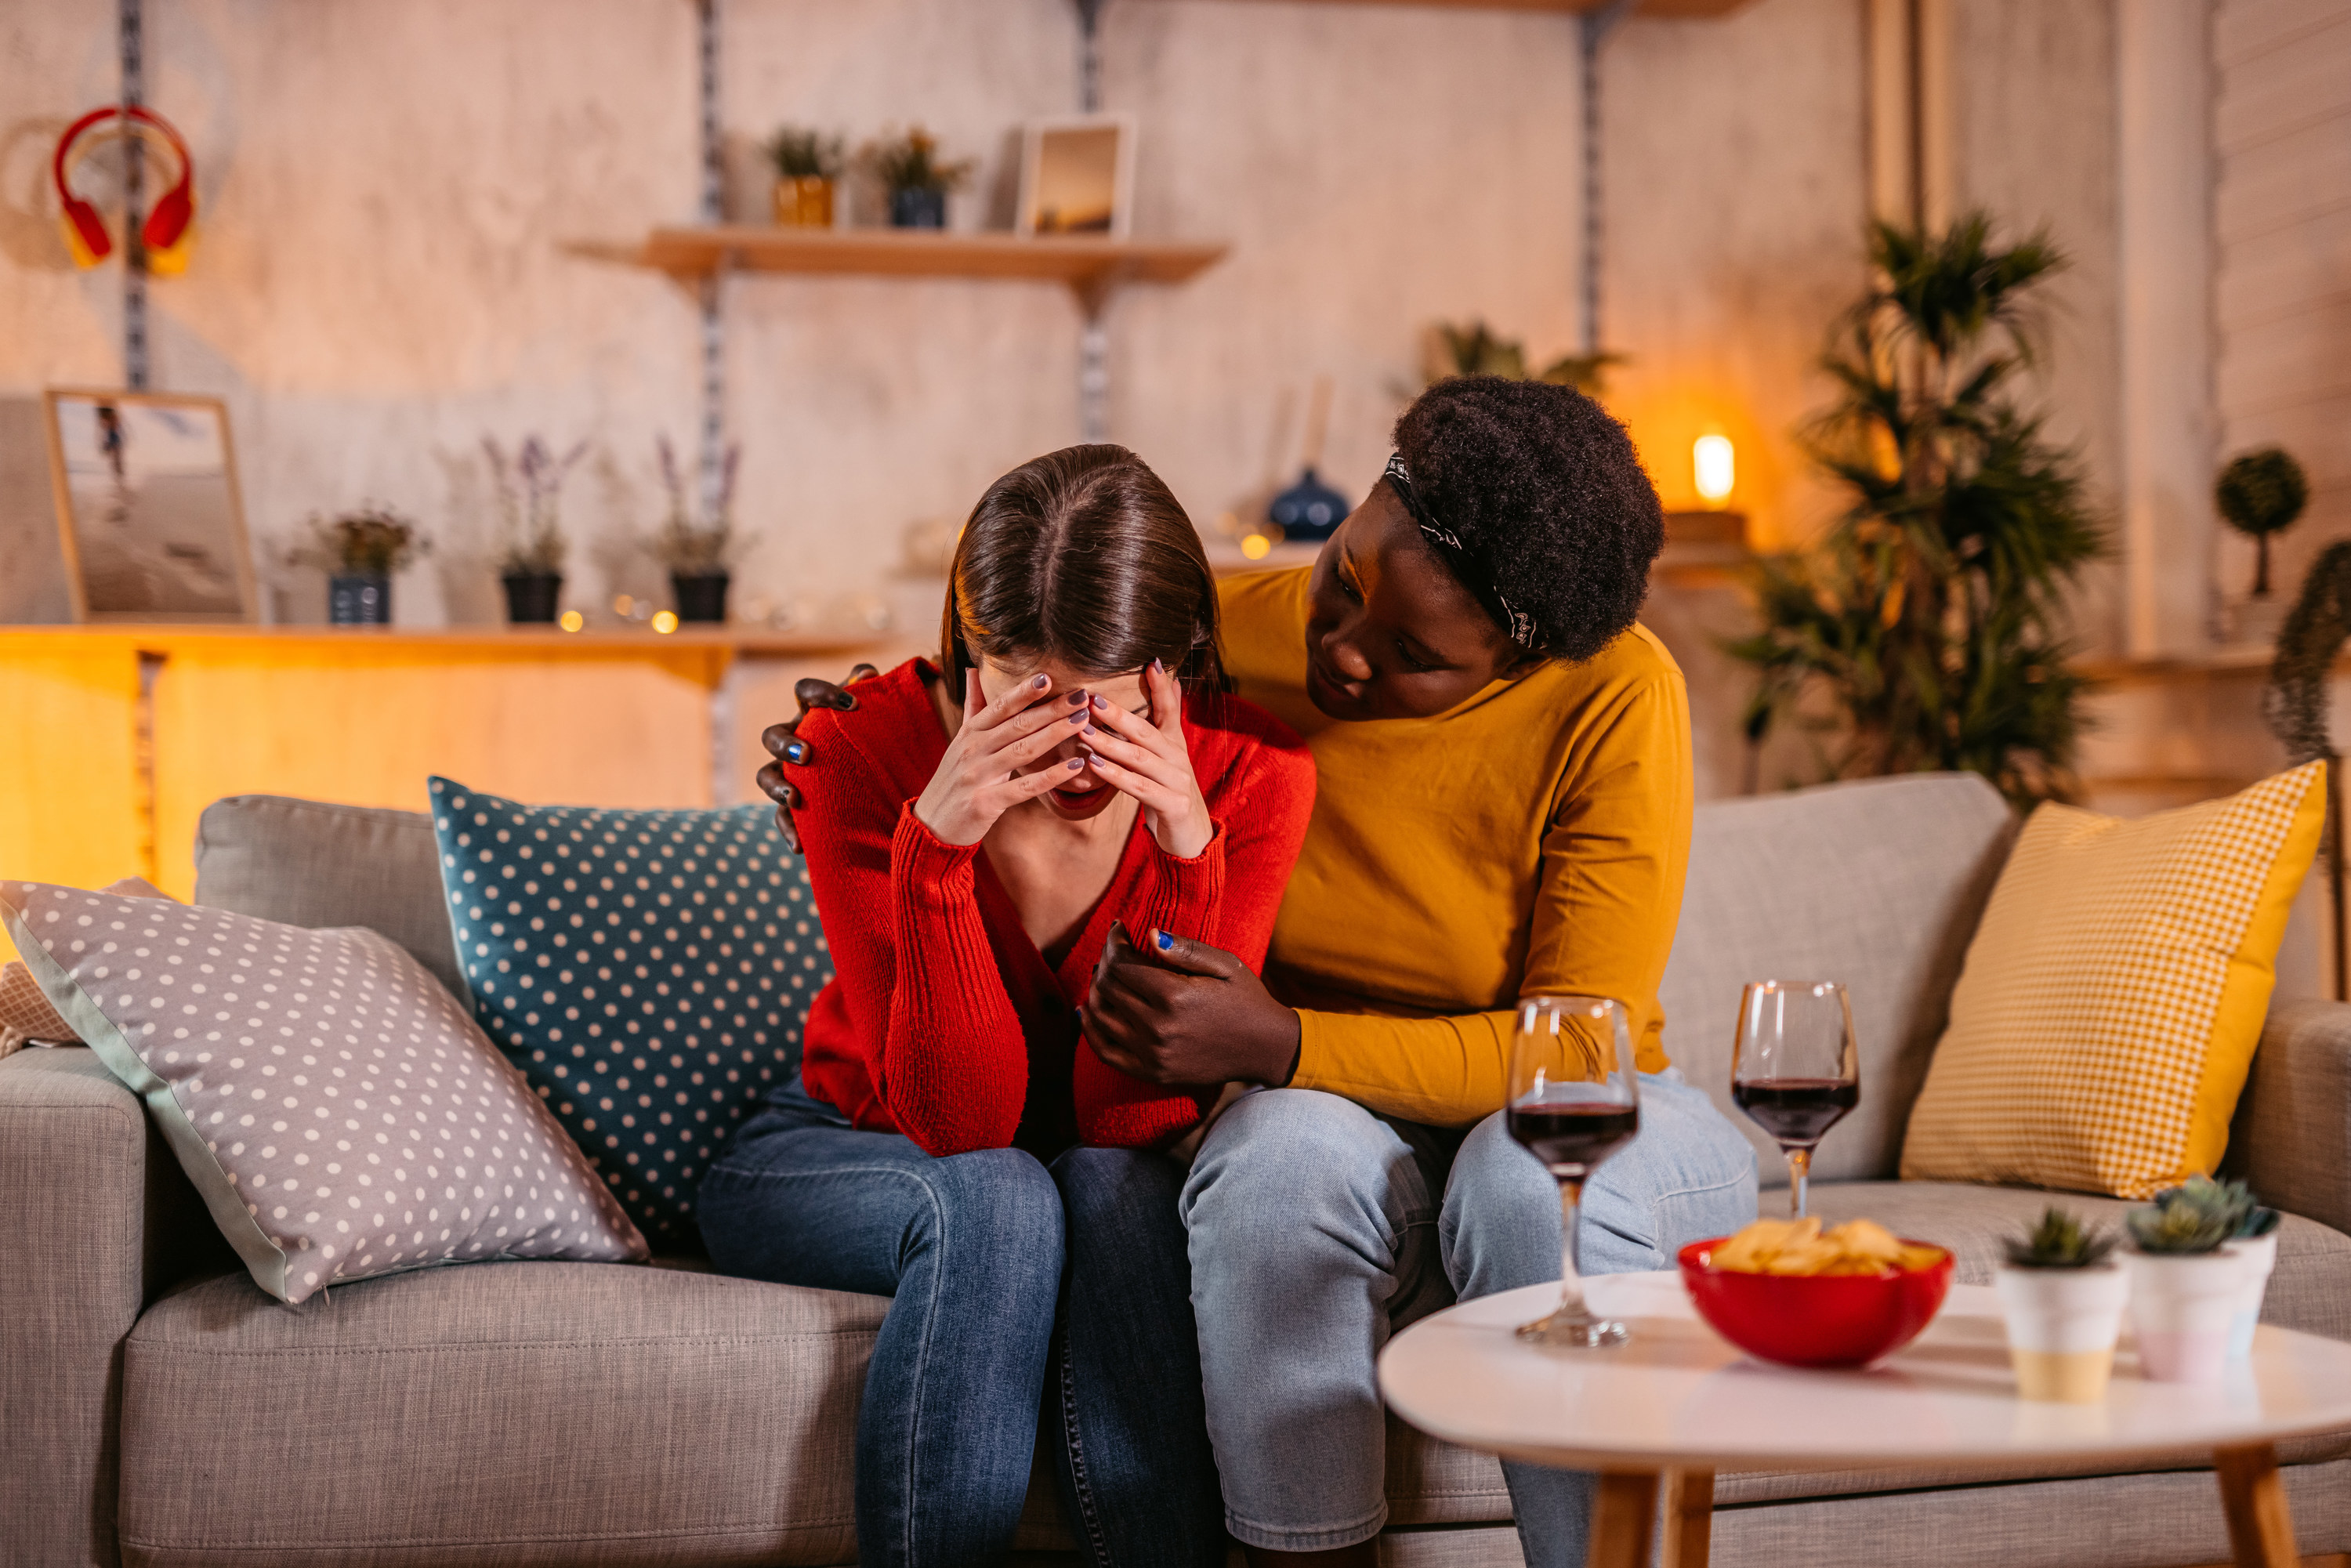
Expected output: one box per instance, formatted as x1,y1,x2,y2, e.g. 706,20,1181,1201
2228,1201,2281,1359
2125,1177,2254,1385
1994,1208,2127,1403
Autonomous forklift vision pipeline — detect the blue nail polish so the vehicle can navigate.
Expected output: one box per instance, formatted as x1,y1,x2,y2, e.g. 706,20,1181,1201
1156,931,1174,951
783,740,808,763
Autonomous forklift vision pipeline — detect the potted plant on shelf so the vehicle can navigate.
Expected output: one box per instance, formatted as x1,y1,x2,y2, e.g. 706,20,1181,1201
654,435,745,623
484,435,585,625
1994,1207,2125,1403
2218,446,2308,645
863,126,973,230
2125,1176,2254,1385
767,125,845,229
295,505,428,626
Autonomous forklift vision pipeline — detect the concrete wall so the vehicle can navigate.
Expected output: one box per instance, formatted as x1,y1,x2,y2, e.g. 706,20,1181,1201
2,0,1884,635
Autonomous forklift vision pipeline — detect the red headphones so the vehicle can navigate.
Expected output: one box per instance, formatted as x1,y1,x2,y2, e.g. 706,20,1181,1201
53,105,197,275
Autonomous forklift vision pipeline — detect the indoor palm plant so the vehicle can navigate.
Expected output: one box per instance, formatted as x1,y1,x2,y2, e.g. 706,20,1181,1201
1728,213,2106,806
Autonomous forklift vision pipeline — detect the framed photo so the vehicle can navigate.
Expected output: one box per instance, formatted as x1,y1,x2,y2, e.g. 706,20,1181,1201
44,388,256,623
1016,116,1136,240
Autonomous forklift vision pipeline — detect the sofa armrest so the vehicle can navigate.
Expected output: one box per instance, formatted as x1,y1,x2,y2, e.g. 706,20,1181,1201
0,1048,230,1567
2231,1001,2351,1237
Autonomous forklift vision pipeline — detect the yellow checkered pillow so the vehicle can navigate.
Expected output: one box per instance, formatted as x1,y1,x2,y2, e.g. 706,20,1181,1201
1900,762,2327,1199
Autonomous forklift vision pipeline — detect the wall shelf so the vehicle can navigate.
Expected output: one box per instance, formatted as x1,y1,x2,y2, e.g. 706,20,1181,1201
625,226,1229,310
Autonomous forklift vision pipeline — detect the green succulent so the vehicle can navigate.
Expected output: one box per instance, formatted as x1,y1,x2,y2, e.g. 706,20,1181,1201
2001,1207,2118,1269
2128,1176,2258,1255
766,126,845,181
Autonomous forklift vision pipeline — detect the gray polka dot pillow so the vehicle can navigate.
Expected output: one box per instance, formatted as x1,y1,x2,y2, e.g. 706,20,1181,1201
0,881,649,1304
428,778,829,1251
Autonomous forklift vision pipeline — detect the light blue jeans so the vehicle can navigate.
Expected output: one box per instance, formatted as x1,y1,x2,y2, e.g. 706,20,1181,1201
1179,1070,1758,1559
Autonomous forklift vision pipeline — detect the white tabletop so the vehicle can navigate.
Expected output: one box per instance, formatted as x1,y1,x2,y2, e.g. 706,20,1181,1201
1378,1273,2351,1475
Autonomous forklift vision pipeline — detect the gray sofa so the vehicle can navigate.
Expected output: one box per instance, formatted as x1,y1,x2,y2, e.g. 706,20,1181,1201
7,773,2351,1568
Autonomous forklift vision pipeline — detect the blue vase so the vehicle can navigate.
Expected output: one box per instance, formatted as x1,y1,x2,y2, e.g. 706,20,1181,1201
890,188,947,229
328,574,389,625
1269,468,1352,542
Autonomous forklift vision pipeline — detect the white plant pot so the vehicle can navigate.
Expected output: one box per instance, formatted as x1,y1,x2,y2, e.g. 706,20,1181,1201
2125,1250,2246,1384
1994,1262,2129,1403
2226,1232,2278,1360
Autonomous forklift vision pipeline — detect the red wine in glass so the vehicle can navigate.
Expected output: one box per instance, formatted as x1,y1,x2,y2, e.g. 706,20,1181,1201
1730,980,1860,1219
1730,1077,1857,1146
1508,1103,1640,1176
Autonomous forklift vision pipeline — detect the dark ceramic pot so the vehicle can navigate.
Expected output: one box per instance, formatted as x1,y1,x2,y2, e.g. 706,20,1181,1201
889,188,947,229
502,572,563,625
672,572,730,624
328,574,389,625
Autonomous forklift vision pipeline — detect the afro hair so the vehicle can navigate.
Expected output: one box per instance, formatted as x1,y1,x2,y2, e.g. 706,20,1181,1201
1392,375,1664,664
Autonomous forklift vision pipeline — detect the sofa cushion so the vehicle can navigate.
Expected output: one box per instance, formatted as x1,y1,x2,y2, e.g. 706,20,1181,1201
1662,774,2015,1184
1902,762,2326,1198
119,1261,885,1568
1,881,647,1302
429,779,830,1251
196,795,465,1001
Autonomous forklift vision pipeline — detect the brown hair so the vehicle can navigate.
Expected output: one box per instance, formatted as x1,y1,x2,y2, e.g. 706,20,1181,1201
940,444,1227,701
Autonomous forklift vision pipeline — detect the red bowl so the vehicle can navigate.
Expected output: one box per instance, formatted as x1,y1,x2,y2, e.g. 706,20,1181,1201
1677,1237,1954,1368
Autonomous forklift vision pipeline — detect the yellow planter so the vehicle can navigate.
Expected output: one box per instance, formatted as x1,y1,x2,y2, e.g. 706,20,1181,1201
773,175,835,228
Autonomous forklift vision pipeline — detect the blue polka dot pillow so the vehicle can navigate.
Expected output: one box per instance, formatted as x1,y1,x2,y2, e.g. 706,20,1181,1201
428,778,830,1251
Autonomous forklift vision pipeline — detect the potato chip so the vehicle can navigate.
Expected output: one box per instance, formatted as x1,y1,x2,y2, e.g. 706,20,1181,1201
1704,1216,1946,1277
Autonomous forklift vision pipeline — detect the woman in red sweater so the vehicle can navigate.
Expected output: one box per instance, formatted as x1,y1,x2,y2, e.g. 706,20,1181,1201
700,445,1314,1568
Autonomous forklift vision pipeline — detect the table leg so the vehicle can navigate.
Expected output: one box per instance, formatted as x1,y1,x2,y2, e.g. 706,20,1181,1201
2215,1443,2298,1567
1661,1467,1715,1568
1586,1469,1660,1568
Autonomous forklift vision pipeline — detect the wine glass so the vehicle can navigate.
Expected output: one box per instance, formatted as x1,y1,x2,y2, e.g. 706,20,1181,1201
1508,995,1641,1348
1730,980,1860,1219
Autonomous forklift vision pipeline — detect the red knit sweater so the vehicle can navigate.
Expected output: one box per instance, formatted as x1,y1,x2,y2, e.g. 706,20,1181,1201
788,659,1317,1157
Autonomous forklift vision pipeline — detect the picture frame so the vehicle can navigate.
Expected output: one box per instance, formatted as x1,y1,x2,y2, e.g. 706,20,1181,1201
1015,115,1136,241
43,388,257,624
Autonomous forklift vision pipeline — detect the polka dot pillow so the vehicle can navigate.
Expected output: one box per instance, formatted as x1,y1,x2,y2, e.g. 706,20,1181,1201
0,880,649,1304
428,778,829,1252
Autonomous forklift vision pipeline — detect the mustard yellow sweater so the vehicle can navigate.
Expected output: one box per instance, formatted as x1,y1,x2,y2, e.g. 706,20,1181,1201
1219,567,1693,1126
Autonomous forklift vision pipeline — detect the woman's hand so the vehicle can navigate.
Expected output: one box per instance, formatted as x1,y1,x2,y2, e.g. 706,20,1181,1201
914,671,1093,846
1078,661,1215,859
756,664,875,852
1084,922,1302,1086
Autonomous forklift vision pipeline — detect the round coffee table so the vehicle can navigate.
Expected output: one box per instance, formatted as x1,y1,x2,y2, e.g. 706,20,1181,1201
1379,1271,2351,1568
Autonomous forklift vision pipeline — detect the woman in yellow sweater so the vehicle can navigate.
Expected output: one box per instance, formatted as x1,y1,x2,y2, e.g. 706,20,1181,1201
762,377,1756,1568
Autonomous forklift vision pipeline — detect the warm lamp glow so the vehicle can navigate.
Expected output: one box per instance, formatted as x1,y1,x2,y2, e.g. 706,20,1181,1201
557,610,585,632
651,610,679,634
1241,534,1272,560
1694,435,1735,506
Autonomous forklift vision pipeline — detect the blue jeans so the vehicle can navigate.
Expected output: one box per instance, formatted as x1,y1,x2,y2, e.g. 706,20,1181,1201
698,1081,1223,1568
1179,1070,1757,1559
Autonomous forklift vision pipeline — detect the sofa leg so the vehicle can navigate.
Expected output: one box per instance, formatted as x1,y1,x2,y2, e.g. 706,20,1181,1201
2215,1443,2298,1568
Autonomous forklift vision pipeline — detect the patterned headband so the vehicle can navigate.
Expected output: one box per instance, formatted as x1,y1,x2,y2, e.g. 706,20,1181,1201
1382,454,1537,650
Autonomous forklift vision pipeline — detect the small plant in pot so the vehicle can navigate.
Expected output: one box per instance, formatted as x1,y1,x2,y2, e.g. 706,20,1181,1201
767,125,844,228
484,436,585,625
2227,1198,2282,1360
294,505,429,626
2125,1176,2255,1385
2217,446,2308,644
862,126,973,230
1994,1208,2124,1403
654,435,746,623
